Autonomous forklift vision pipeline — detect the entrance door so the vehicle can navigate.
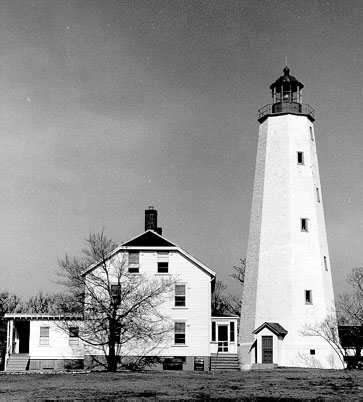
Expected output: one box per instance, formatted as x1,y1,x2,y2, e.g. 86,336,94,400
17,321,30,354
217,325,228,352
262,336,273,363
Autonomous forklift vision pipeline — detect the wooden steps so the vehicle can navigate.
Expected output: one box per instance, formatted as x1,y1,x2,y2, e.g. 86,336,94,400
211,353,239,371
6,354,29,372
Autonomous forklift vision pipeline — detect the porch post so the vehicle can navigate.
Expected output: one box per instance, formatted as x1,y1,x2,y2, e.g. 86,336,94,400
5,320,13,371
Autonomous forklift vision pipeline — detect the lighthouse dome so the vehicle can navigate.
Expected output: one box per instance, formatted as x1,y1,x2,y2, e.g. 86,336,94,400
270,67,304,92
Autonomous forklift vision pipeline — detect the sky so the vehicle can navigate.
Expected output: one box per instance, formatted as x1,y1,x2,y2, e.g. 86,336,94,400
1,0,363,299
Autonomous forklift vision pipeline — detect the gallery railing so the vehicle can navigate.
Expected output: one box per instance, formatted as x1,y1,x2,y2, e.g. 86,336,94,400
258,103,315,121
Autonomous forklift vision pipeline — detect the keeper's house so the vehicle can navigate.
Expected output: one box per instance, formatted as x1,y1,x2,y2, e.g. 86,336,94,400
5,207,238,372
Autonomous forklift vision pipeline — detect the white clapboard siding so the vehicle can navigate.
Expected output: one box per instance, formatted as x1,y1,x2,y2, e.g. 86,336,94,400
29,320,83,360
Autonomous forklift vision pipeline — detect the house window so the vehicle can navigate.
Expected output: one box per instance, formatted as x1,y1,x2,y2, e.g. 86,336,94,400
40,326,50,345
305,290,312,304
297,151,304,165
111,284,121,304
301,218,309,232
230,322,235,342
310,349,316,355
174,322,186,344
69,327,79,346
211,322,216,342
157,252,169,273
175,284,186,307
316,187,321,202
128,252,139,273
324,256,328,271
310,127,314,141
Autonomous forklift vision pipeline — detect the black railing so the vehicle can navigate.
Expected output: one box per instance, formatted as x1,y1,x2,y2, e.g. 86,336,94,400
258,102,315,121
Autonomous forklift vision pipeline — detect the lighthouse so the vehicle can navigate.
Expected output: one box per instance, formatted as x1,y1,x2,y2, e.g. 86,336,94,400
239,67,337,369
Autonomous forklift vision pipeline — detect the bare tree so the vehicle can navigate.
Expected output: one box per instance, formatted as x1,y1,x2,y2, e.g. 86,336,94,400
301,314,345,368
335,267,363,368
58,231,175,372
211,280,242,316
211,258,245,316
230,258,246,286
303,267,363,369
211,280,229,315
336,267,363,326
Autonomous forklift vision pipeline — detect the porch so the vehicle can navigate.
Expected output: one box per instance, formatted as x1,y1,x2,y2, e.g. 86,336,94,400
4,314,83,372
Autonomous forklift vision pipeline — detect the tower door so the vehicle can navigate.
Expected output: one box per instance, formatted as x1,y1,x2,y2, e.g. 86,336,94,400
262,336,273,363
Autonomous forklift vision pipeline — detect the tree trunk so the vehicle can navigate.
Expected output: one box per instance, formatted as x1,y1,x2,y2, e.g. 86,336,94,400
107,342,118,372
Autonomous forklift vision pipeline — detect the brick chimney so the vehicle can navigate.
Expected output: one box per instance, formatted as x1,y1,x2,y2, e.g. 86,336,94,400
145,206,162,235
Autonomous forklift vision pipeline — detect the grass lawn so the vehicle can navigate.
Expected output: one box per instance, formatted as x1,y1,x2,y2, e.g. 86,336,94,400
1,368,363,401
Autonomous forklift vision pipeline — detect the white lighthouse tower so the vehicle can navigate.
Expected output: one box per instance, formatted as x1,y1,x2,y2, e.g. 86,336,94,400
239,67,337,369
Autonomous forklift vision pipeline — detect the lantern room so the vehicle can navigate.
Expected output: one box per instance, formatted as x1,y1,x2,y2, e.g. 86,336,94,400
270,66,303,113
258,67,314,122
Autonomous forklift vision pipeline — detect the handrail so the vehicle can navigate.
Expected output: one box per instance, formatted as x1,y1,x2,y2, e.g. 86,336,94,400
214,348,219,373
258,103,315,121
5,342,12,371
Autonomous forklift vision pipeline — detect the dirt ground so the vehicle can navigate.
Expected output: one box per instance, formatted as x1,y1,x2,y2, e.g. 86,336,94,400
0,368,363,401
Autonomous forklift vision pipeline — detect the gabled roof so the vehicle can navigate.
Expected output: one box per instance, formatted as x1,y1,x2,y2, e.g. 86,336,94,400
123,230,176,247
82,230,216,278
253,322,288,337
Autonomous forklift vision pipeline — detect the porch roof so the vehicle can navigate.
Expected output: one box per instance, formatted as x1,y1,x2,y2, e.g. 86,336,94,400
253,322,288,336
4,313,82,321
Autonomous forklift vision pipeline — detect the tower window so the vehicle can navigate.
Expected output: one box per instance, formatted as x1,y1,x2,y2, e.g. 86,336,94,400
297,152,304,165
324,256,328,271
305,290,312,304
301,218,309,232
310,127,314,141
316,187,321,203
